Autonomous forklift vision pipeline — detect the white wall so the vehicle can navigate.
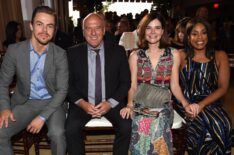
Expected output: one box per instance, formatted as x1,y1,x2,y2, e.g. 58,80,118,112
44,0,53,7
20,0,34,38
103,2,152,18
20,0,33,21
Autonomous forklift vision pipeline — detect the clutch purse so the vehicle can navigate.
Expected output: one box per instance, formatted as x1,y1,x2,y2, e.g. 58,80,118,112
133,83,171,109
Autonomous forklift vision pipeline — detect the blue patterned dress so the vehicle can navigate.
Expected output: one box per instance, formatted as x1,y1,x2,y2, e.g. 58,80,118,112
130,48,174,155
174,57,232,155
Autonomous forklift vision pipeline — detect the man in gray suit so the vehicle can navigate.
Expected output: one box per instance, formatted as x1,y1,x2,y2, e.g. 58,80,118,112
0,6,68,155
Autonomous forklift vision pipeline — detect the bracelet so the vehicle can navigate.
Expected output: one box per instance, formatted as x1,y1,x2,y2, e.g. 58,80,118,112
126,104,133,110
126,104,133,108
125,107,133,111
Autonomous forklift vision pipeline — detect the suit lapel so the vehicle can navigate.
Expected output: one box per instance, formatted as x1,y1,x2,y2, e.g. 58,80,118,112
82,44,88,93
43,43,53,78
104,42,111,87
22,40,31,88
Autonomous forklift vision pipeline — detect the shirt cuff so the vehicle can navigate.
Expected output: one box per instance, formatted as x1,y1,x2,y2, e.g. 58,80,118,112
108,98,119,108
39,115,46,122
74,99,83,106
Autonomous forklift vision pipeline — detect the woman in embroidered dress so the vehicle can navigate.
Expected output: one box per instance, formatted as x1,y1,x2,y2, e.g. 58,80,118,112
174,17,232,154
120,11,191,155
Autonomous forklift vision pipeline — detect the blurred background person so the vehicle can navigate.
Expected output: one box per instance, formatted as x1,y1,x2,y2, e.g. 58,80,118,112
97,11,117,44
118,23,141,56
54,29,73,50
3,21,26,51
195,6,209,20
114,20,130,42
215,17,234,53
170,17,190,49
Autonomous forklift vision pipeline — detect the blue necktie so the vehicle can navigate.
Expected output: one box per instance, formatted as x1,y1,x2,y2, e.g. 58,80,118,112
94,49,102,105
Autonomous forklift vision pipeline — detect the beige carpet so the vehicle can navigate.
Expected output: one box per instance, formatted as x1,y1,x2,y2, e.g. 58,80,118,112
28,145,51,155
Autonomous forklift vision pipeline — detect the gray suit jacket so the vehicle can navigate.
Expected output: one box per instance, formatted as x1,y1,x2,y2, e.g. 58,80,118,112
0,40,68,119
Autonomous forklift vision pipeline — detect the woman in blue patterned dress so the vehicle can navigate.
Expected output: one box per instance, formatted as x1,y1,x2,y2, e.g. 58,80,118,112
174,17,232,154
120,11,190,155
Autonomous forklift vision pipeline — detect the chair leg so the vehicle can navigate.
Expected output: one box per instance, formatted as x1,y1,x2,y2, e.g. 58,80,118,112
172,125,186,155
23,133,29,155
33,126,51,155
34,134,40,155
12,129,34,155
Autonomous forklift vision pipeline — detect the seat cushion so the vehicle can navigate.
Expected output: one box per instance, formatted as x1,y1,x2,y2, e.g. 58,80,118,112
85,117,112,127
172,110,185,129
85,110,185,129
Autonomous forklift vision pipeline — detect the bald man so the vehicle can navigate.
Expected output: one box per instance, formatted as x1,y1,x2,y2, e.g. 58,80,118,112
66,13,132,155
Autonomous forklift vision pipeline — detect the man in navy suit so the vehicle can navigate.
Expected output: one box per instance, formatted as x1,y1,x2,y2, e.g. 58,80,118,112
66,13,132,155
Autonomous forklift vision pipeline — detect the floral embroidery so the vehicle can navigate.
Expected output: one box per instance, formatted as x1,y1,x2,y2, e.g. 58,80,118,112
138,118,153,135
130,48,174,155
154,137,170,155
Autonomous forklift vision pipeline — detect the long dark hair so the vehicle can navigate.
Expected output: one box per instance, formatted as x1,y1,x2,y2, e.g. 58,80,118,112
3,21,25,48
138,11,169,50
174,17,191,43
184,17,214,59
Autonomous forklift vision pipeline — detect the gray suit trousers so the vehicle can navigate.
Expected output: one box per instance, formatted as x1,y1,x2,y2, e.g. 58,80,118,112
0,99,66,155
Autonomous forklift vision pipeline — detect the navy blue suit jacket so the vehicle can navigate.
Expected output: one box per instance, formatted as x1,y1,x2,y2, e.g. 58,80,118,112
67,41,131,107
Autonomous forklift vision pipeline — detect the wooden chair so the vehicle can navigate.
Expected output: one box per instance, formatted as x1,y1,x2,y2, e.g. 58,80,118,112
11,129,34,155
33,126,50,155
32,102,69,155
84,110,186,155
84,117,115,153
171,111,186,155
32,111,186,155
32,119,114,155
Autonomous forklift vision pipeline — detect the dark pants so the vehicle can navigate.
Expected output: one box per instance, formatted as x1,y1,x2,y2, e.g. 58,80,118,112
65,103,132,155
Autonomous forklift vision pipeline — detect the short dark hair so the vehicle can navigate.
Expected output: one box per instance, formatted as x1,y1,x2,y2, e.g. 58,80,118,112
184,17,214,59
138,11,169,49
31,6,57,25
